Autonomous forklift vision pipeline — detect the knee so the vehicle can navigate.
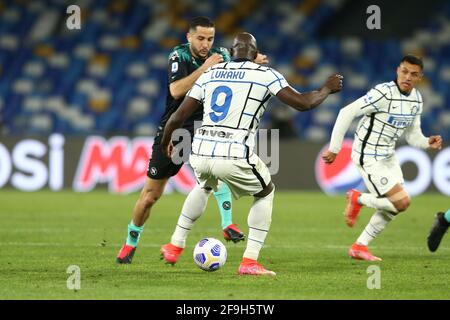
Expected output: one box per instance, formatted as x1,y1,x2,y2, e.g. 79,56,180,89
140,189,161,209
394,197,411,212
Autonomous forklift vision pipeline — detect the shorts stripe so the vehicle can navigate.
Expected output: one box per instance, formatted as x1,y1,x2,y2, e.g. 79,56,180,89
245,146,267,190
367,174,382,197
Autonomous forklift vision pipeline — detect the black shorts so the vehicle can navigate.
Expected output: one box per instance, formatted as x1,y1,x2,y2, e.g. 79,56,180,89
147,142,184,179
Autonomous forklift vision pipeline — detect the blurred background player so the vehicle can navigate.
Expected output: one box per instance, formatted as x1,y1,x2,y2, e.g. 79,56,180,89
322,55,443,261
159,32,343,275
427,209,450,252
117,16,270,263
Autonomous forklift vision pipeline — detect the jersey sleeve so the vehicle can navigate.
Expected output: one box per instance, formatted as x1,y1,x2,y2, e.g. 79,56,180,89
186,72,207,102
403,104,429,149
267,68,289,96
328,84,390,154
358,84,391,114
168,50,190,84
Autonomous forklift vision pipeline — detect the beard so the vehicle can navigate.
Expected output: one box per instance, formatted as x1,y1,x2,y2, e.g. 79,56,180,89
191,46,208,59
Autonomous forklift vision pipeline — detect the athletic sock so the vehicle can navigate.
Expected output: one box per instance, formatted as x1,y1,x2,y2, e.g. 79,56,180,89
356,210,395,246
213,182,233,229
243,189,275,261
359,193,398,213
171,184,212,248
444,209,450,223
126,221,144,247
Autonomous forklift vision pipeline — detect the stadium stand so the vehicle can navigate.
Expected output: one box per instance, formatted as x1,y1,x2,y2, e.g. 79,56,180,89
0,0,448,141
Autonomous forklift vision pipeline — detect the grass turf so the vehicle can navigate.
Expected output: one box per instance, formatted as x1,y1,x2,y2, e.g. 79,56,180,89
0,190,449,299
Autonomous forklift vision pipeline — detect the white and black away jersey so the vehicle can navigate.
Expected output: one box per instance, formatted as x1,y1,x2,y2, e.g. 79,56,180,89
329,81,429,165
187,60,289,159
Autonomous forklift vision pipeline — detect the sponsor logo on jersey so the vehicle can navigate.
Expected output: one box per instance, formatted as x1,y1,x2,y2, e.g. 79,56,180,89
315,139,365,194
197,128,234,139
387,115,414,128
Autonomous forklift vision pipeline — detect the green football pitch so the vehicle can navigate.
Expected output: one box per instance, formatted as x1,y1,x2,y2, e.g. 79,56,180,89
0,190,449,300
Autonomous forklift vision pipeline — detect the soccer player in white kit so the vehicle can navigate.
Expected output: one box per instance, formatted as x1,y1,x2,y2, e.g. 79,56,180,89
159,32,343,275
322,55,443,261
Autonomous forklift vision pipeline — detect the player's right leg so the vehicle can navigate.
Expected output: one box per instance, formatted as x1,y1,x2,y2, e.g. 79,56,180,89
349,183,409,261
117,177,168,264
347,159,409,261
161,156,214,265
117,142,178,264
427,209,450,252
160,184,213,264
345,159,406,227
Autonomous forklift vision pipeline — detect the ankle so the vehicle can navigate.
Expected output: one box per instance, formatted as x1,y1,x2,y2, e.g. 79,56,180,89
241,257,257,265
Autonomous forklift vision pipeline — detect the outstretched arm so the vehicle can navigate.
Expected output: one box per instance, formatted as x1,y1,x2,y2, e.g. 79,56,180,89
161,97,201,157
276,74,343,111
322,97,380,164
321,102,360,164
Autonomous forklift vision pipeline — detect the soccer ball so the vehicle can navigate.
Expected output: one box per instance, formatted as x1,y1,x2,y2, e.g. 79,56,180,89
193,238,227,271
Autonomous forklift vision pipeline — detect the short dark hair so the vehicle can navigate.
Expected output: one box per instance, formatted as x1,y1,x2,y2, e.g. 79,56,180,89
400,54,423,70
189,16,214,31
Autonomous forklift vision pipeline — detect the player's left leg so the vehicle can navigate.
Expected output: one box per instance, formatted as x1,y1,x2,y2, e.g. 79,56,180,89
427,209,450,252
214,181,245,243
238,182,276,276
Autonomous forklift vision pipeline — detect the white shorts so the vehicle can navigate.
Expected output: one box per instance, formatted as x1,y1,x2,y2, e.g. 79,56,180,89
353,156,404,196
189,153,271,199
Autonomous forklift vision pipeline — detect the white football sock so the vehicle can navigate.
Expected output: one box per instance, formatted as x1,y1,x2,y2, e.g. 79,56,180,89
243,189,275,261
356,210,396,246
359,193,398,213
171,184,212,248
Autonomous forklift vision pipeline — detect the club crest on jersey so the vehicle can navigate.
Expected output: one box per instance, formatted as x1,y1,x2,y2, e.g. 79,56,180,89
387,115,414,128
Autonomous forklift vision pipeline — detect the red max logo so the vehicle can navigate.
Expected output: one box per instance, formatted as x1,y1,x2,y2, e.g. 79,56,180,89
73,136,196,193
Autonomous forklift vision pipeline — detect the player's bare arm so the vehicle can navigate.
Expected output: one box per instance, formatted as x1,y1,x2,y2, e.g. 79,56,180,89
160,97,201,157
169,54,224,99
276,74,343,111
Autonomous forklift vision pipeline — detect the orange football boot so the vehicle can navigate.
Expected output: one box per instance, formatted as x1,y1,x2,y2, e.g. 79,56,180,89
348,243,382,261
160,243,184,265
345,189,362,227
238,258,276,276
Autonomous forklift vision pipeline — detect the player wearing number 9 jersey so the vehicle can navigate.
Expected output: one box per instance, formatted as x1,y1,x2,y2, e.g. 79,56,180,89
160,32,343,275
117,17,264,265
